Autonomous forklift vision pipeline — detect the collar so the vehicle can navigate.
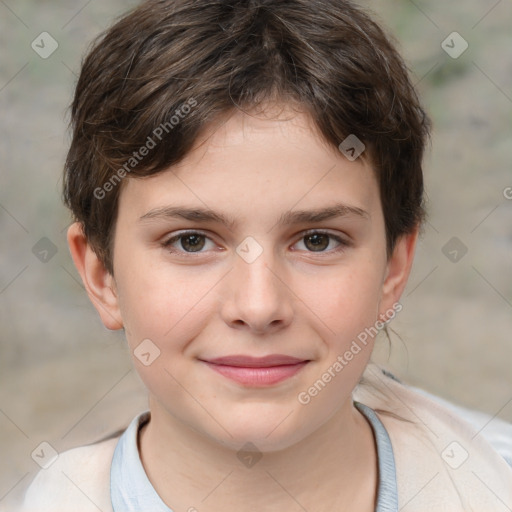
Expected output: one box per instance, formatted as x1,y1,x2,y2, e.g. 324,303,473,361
110,404,397,511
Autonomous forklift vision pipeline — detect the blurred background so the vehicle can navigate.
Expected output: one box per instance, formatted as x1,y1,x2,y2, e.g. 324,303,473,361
1,0,511,507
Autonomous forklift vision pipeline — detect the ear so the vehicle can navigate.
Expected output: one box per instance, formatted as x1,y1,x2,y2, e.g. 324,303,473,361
67,222,123,330
378,226,419,320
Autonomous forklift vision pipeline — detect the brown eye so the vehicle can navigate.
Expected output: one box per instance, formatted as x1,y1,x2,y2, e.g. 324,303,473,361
162,232,213,253
179,234,206,252
304,233,330,252
293,230,349,254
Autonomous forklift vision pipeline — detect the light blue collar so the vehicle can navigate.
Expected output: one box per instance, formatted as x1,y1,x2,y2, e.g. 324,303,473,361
110,411,171,511
355,401,399,512
110,404,397,511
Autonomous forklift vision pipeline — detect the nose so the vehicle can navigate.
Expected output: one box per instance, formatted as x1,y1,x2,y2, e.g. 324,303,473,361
219,245,294,334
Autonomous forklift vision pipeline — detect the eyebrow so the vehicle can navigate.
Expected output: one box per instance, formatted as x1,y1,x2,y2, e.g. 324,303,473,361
139,203,369,228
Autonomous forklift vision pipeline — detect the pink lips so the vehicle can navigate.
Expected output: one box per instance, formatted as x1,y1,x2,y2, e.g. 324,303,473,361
201,355,309,386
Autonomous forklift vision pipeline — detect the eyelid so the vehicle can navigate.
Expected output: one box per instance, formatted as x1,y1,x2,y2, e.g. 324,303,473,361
300,228,350,241
161,229,218,251
161,228,211,243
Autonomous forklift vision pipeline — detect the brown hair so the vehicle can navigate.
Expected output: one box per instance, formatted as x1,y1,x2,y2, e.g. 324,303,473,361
64,0,430,274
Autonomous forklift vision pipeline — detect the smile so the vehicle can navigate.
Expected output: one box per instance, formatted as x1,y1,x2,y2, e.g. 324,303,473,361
200,355,310,387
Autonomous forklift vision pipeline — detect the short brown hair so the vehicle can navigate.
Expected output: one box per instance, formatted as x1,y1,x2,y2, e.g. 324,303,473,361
64,0,430,274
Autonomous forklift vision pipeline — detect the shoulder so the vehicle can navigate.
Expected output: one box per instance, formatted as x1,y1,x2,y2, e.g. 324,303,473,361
355,364,512,511
410,384,512,468
19,435,120,512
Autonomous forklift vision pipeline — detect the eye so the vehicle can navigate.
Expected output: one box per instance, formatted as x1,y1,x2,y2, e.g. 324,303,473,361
161,229,350,256
293,230,349,253
161,231,217,254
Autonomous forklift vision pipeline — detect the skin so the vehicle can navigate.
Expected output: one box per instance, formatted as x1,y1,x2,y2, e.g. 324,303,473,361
68,102,418,512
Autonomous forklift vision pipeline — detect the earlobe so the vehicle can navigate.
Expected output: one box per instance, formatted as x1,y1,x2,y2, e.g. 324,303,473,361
378,227,419,319
67,222,123,330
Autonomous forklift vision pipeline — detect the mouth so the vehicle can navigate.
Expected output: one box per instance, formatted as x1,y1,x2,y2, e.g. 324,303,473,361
199,354,310,387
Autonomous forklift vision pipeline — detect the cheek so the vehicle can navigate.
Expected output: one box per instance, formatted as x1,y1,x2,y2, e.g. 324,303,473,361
309,262,383,341
113,262,217,397
294,267,383,416
114,253,219,349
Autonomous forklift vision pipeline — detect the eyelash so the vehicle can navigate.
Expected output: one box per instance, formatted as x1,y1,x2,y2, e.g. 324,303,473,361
161,229,350,256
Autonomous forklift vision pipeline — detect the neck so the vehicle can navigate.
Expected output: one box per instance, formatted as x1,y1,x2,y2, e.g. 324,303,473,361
138,396,378,512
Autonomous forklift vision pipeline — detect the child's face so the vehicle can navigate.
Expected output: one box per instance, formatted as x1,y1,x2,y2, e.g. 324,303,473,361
86,103,413,451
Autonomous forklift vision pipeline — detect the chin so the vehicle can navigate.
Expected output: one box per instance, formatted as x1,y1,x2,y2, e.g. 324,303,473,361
207,407,308,453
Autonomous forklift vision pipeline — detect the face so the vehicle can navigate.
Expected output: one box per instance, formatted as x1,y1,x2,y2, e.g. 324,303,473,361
100,103,408,452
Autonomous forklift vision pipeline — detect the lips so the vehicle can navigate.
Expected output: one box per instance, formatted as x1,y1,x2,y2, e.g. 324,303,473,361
203,354,308,367
200,354,310,386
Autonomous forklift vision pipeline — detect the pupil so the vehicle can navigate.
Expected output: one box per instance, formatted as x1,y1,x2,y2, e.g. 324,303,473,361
306,234,328,251
183,234,204,252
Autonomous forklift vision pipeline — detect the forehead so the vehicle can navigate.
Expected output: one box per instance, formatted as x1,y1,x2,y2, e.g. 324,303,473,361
189,102,362,168
119,103,380,224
